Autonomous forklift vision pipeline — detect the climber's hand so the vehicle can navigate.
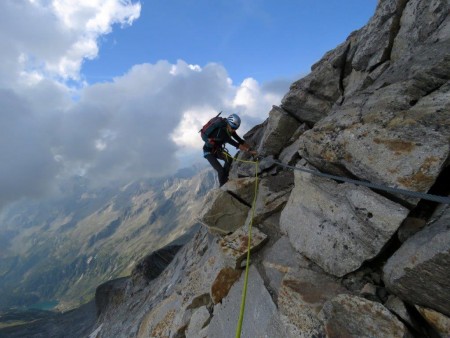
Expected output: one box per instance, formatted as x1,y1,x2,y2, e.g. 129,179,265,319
238,143,250,152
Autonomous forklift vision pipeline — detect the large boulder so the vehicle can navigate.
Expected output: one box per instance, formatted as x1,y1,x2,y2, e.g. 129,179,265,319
221,177,256,206
298,109,449,206
383,205,450,317
199,189,250,234
281,40,348,124
319,294,410,337
281,166,409,277
218,226,268,269
278,268,347,337
256,105,300,157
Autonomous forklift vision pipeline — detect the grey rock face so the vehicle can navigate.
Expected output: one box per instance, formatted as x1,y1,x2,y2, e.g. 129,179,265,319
281,40,348,124
391,0,450,61
199,189,250,234
256,105,301,157
282,0,450,206
281,167,409,277
351,0,406,71
185,306,210,338
319,294,409,337
95,277,129,317
131,244,182,285
297,84,450,205
278,268,347,338
385,296,422,333
206,266,288,338
262,236,306,295
383,205,450,317
248,171,294,226
278,123,309,165
221,177,256,206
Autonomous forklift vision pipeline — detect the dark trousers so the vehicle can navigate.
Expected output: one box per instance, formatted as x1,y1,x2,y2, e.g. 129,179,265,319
205,151,233,187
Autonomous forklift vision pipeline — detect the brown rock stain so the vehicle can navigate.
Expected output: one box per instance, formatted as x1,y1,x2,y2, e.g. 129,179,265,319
211,267,242,304
207,256,216,266
373,138,416,154
397,156,439,188
282,279,326,304
387,116,418,128
388,167,399,174
150,309,176,337
263,261,290,273
323,149,338,162
344,152,353,162
324,322,353,338
239,235,249,252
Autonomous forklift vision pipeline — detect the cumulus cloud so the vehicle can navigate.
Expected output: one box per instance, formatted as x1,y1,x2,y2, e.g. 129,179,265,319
0,0,140,84
0,1,290,210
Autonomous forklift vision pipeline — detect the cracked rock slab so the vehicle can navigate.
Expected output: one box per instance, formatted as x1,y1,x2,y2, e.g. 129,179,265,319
206,266,288,338
278,268,347,338
281,168,409,277
199,189,250,234
383,205,450,317
218,226,268,269
319,294,409,338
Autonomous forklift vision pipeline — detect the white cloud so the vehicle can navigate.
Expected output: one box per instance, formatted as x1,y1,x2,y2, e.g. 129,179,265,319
1,0,141,83
233,78,259,109
0,1,291,210
171,107,221,150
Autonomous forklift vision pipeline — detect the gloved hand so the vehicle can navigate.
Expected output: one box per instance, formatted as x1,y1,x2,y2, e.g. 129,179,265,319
239,143,258,156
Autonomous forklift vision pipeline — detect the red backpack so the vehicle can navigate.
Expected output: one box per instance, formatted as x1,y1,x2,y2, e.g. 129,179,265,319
199,112,227,142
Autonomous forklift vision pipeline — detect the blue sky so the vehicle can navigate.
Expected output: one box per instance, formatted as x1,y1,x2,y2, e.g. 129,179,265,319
82,0,377,84
0,0,377,209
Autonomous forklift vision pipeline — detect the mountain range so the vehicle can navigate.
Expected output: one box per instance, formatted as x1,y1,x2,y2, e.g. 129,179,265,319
0,164,215,312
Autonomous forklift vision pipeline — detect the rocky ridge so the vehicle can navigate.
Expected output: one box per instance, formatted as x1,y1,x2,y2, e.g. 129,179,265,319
89,1,450,337
16,0,450,337
88,1,450,337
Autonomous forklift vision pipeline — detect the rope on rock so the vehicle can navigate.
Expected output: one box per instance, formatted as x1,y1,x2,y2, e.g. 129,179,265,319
222,151,259,338
268,159,450,204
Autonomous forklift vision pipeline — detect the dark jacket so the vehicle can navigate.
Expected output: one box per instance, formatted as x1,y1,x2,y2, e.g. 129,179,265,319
203,120,244,156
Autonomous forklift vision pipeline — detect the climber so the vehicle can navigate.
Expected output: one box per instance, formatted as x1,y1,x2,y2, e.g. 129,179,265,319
202,113,256,186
